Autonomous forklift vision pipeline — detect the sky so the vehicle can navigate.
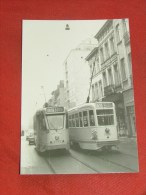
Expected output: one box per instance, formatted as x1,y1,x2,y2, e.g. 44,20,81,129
21,19,107,129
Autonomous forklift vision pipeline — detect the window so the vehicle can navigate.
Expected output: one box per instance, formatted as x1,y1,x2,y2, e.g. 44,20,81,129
105,42,110,59
83,111,88,127
95,83,98,99
103,72,108,87
92,85,95,100
46,115,64,130
79,112,83,127
108,68,113,85
116,24,121,42
93,62,96,75
68,115,71,127
99,80,103,98
114,64,120,86
72,114,75,127
120,58,127,81
75,113,79,127
89,110,95,126
110,37,115,54
128,53,132,75
100,47,104,63
96,59,100,73
96,109,114,126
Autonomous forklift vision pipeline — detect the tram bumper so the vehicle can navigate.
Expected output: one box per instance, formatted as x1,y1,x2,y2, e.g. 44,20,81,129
79,140,119,150
97,140,120,148
44,143,69,151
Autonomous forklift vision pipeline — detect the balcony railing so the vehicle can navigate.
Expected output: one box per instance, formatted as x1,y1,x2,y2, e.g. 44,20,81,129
104,83,122,96
101,52,118,69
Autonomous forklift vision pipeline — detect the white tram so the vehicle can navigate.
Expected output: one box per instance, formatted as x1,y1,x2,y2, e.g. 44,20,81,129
33,106,69,152
68,102,119,150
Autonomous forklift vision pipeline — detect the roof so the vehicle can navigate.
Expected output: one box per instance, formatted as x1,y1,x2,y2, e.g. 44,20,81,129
68,102,115,112
85,47,98,61
68,103,95,112
94,20,113,40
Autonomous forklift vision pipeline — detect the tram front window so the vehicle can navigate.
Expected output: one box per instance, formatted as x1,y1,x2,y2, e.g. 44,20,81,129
96,109,114,126
46,115,64,130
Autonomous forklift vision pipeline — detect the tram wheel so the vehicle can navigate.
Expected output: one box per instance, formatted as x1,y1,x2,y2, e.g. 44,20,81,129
102,146,112,152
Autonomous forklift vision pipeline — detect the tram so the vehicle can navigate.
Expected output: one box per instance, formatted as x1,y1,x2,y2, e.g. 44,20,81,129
68,102,119,150
33,106,69,152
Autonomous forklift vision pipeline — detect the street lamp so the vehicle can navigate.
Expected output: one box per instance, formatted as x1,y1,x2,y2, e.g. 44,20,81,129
65,24,70,30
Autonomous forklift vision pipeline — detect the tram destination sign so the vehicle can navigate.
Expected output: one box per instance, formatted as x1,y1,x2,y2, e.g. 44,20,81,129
46,107,64,113
96,102,113,108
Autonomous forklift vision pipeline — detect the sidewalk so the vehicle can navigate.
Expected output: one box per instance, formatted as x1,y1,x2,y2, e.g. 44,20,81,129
119,136,137,143
118,136,138,156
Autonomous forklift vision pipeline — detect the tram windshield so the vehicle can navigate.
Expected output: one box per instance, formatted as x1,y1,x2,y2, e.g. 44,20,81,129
96,109,114,126
46,114,64,130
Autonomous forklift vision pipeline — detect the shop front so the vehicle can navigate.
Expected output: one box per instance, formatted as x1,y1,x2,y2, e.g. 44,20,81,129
123,88,136,137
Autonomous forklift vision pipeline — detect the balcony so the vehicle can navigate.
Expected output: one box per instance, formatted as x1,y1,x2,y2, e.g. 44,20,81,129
101,52,118,69
104,84,115,96
123,31,130,45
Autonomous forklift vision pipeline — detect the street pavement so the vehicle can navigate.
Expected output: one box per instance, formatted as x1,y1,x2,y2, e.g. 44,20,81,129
20,136,139,174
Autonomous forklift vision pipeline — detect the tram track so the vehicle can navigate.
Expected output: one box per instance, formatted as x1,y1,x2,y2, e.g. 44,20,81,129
69,153,101,173
43,149,137,173
38,147,138,174
43,150,99,174
69,151,136,173
44,158,57,174
95,149,139,171
70,149,138,173
95,155,137,172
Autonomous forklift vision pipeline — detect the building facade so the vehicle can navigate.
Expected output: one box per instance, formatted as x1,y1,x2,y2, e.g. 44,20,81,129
48,80,66,107
64,40,97,109
86,19,136,137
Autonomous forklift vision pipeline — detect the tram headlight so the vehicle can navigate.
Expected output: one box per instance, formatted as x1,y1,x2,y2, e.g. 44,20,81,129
91,130,98,140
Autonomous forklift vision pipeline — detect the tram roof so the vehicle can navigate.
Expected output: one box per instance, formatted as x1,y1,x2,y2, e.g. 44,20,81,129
68,102,114,112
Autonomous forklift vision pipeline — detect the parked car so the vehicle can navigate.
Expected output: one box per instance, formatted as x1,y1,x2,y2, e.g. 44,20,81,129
28,133,35,145
26,129,33,140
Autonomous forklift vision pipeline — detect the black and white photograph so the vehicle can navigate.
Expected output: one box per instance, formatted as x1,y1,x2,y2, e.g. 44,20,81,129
21,19,139,174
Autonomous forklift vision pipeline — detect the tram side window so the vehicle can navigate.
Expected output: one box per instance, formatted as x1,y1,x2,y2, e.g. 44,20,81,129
75,113,79,127
79,112,83,127
89,110,95,126
83,111,88,127
72,114,75,127
68,115,72,127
